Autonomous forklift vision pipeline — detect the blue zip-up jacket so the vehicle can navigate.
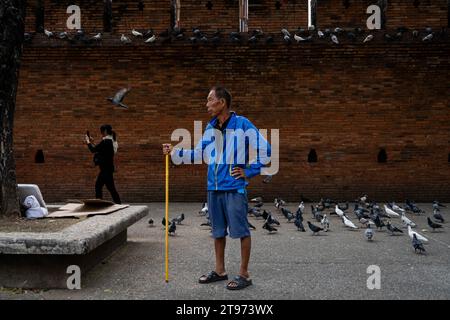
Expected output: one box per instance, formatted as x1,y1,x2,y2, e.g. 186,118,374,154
175,112,271,191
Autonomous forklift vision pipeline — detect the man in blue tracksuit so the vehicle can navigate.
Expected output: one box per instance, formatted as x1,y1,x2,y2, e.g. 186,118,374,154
163,86,271,290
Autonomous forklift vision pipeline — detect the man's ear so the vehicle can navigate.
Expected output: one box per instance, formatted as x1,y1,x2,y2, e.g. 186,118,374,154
220,98,226,107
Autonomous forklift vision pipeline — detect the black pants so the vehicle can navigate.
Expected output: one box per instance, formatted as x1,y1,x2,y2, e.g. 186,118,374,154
95,170,121,204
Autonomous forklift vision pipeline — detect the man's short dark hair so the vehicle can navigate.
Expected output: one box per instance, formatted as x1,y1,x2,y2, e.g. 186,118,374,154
211,86,232,109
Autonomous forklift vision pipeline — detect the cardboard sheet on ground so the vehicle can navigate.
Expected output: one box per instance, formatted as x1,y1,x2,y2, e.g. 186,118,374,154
47,199,129,218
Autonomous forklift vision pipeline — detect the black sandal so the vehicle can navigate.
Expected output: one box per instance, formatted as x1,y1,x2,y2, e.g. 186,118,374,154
226,275,253,290
199,271,228,284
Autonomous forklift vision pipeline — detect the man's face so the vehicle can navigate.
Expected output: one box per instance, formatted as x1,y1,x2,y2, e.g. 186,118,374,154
206,90,226,117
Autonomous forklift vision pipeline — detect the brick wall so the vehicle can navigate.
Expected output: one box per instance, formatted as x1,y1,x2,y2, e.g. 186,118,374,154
14,35,450,203
317,0,448,29
25,1,449,35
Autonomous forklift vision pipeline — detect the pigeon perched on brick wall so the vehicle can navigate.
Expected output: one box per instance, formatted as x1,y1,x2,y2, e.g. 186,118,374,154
281,28,291,37
132,29,143,37
44,29,54,38
422,33,433,42
120,34,132,43
92,33,102,41
107,87,130,109
363,34,374,43
331,34,339,45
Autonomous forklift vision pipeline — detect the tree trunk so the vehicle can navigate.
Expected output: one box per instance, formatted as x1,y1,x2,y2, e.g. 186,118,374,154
0,0,26,217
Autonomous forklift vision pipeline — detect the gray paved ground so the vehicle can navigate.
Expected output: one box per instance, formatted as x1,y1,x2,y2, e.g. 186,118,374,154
1,202,449,300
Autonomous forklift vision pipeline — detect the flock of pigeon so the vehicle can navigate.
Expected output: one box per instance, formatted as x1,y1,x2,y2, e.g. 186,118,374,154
150,195,446,255
24,25,446,46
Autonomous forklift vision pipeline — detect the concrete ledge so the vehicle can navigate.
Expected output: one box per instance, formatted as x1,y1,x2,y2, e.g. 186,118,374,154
0,206,148,289
0,205,148,254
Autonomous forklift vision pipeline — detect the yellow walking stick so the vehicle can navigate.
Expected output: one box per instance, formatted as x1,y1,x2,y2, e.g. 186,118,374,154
165,153,169,283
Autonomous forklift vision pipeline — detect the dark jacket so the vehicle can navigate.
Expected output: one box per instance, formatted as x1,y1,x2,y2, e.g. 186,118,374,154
88,139,115,172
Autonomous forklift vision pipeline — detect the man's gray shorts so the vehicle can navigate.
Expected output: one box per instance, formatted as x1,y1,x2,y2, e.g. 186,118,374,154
207,190,250,239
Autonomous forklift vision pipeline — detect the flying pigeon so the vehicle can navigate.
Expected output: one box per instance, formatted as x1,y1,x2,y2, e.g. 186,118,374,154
427,217,443,231
408,225,428,243
412,234,426,254
148,218,154,226
318,30,325,39
365,225,374,241
107,87,131,109
251,197,263,203
307,221,323,235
